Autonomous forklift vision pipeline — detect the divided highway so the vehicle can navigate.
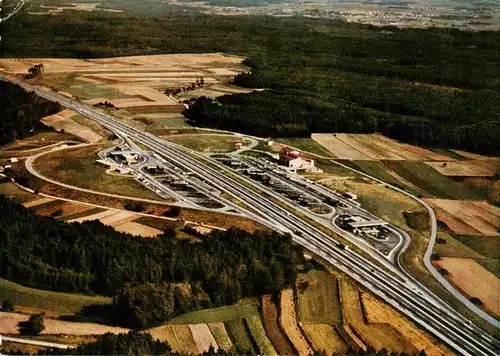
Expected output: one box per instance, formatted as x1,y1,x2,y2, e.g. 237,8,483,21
5,76,499,356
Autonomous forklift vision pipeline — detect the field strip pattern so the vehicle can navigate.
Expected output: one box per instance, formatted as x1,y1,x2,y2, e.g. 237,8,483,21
279,289,312,355
148,324,199,354
189,323,219,353
208,323,233,352
261,295,294,355
245,316,277,355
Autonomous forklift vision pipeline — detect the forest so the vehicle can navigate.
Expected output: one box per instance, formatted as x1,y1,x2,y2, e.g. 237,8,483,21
0,196,298,328
0,82,60,145
1,4,499,154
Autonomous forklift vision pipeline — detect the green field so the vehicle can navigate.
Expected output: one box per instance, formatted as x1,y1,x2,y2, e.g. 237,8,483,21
169,298,259,324
0,278,111,315
452,235,500,259
382,161,481,200
433,233,484,259
245,316,277,355
274,138,333,157
224,319,255,353
68,84,130,100
351,160,419,195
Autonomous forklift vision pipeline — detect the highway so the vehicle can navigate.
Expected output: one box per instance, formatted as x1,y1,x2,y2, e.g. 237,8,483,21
4,76,499,355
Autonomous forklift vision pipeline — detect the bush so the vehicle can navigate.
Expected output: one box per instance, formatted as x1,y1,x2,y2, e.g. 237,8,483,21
124,202,145,212
438,268,449,276
470,297,483,306
436,238,447,244
163,206,181,217
430,253,441,261
2,299,14,312
51,209,63,217
18,313,46,335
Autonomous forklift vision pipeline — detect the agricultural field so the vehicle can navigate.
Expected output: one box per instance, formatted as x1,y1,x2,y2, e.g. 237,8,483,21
148,324,199,354
0,278,111,317
0,54,253,134
279,289,312,355
454,177,500,205
426,160,500,177
189,324,219,354
261,295,294,355
275,137,333,157
164,134,247,153
224,319,255,353
0,311,126,335
434,258,500,317
311,133,454,161
207,323,233,352
41,109,103,143
169,298,259,324
339,279,412,352
245,316,277,355
382,161,481,200
425,199,500,236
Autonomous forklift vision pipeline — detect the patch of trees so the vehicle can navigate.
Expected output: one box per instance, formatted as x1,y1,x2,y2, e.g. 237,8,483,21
165,78,205,96
0,195,298,325
93,101,117,109
0,82,60,145
2,299,14,312
18,313,46,335
25,64,44,79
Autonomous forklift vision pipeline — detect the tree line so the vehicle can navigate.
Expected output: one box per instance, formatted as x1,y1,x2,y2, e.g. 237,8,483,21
0,82,60,145
0,195,298,328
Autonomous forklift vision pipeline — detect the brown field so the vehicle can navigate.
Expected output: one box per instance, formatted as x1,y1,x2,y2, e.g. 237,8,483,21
261,295,294,355
28,200,94,219
207,323,233,352
189,324,219,353
311,134,367,159
114,221,163,237
303,324,347,355
434,258,500,317
23,197,55,208
426,160,500,177
0,312,127,335
295,271,341,325
279,289,312,356
361,294,450,356
41,110,103,143
311,133,454,161
339,279,413,352
335,134,403,160
425,199,500,236
148,324,199,354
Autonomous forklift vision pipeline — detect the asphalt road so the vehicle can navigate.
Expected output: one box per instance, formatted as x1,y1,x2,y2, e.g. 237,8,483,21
4,75,499,355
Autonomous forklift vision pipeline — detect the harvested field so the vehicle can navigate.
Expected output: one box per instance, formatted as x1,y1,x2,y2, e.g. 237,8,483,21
148,324,199,354
114,221,163,237
339,279,412,352
295,271,341,325
425,199,500,236
23,197,54,208
303,324,347,355
208,323,233,352
434,258,500,317
312,134,368,159
245,316,277,355
383,161,480,200
41,110,102,143
0,311,127,335
279,289,312,356
224,319,254,353
261,295,294,355
29,200,94,219
362,293,450,356
189,324,219,353
336,134,403,160
0,278,111,316
426,160,500,177
170,298,259,324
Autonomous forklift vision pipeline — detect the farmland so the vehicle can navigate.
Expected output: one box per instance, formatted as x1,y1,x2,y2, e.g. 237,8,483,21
245,316,277,355
148,324,199,354
425,199,500,236
261,295,294,355
279,289,313,355
434,258,500,317
224,319,254,353
426,160,500,177
207,323,233,352
0,278,111,316
165,134,245,153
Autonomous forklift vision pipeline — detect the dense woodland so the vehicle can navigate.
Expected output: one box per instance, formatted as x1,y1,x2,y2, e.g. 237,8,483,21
1,2,499,154
0,196,297,327
0,82,60,145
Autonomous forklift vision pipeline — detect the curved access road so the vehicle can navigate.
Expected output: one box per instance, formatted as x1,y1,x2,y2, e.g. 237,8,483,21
331,160,499,327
